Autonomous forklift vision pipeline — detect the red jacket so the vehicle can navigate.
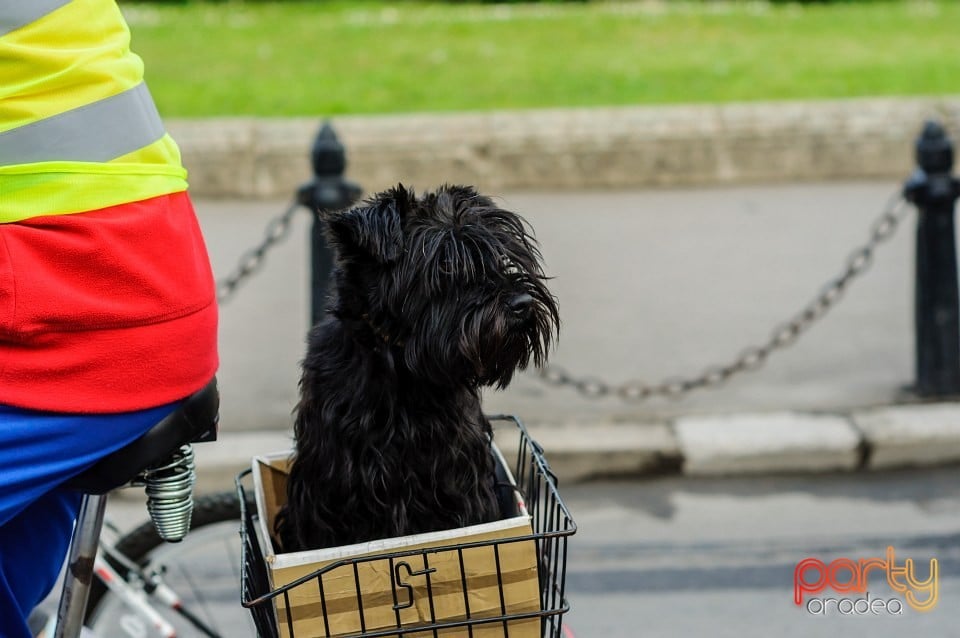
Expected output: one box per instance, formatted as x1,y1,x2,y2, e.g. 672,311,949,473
0,193,219,413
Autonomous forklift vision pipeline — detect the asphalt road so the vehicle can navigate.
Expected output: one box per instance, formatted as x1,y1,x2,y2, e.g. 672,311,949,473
200,180,920,433
562,468,960,638
73,465,960,638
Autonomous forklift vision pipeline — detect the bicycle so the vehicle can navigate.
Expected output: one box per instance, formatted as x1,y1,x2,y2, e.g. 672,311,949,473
35,379,250,638
80,490,255,637
33,492,254,637
40,379,576,638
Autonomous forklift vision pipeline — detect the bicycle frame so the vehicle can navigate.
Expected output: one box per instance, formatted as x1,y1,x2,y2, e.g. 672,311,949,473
90,547,179,638
47,492,224,638
51,491,179,638
55,494,109,638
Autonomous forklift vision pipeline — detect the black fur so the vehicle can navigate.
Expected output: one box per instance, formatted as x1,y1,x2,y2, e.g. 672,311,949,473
275,184,559,552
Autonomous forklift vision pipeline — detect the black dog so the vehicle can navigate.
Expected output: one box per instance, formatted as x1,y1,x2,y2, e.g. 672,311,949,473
275,184,559,552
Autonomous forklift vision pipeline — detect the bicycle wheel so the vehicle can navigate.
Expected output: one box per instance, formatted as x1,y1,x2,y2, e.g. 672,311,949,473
86,490,256,638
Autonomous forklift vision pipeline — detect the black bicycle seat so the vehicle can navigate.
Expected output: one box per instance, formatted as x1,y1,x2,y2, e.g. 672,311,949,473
65,378,220,494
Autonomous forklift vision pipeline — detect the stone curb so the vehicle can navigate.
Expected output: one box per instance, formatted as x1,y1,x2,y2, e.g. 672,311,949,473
674,412,862,477
181,403,960,493
168,96,960,199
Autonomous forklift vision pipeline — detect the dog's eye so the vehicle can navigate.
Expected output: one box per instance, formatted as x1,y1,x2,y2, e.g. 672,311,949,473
501,256,521,279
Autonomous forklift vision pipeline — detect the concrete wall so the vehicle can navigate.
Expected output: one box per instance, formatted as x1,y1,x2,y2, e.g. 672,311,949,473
168,96,960,198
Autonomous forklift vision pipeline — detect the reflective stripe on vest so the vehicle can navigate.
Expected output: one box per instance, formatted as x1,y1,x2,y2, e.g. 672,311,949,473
0,83,165,166
0,0,70,36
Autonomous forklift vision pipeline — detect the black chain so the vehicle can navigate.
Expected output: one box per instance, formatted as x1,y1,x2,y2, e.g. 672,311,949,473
216,201,301,304
538,192,913,401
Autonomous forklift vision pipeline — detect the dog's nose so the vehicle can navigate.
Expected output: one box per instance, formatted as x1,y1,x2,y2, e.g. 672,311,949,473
508,293,534,318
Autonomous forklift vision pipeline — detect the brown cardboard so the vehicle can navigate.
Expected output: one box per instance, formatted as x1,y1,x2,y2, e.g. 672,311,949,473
252,448,541,638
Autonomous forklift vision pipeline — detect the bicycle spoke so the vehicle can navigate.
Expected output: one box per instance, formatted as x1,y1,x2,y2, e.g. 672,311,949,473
177,560,222,635
170,602,221,638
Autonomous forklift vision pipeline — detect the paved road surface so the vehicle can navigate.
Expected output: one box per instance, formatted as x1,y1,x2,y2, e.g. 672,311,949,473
562,469,960,637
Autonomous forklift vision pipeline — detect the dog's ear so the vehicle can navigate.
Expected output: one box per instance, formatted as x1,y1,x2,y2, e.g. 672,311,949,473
325,184,413,263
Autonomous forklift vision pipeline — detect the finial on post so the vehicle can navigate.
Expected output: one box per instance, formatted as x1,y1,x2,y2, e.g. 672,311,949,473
297,121,362,325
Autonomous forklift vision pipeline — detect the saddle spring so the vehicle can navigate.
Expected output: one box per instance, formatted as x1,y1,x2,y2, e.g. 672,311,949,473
142,444,196,542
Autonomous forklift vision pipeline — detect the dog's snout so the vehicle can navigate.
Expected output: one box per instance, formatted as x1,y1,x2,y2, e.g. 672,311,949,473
508,292,534,317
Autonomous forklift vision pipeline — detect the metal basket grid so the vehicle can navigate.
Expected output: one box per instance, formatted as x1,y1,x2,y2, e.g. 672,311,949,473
237,414,576,638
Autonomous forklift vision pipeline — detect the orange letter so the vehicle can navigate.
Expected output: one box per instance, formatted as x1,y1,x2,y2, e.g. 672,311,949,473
903,558,939,612
886,546,908,594
828,558,864,594
795,558,828,605
859,556,887,593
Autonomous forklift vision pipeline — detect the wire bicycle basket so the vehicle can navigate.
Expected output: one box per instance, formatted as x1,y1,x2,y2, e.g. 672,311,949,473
237,415,576,638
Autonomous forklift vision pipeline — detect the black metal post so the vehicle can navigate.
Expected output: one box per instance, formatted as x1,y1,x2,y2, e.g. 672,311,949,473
297,122,362,325
904,120,960,398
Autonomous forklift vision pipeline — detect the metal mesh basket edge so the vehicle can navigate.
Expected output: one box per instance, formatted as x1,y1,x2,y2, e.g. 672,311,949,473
237,414,576,638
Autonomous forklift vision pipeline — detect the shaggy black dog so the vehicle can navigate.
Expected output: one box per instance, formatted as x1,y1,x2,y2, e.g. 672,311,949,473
275,184,559,552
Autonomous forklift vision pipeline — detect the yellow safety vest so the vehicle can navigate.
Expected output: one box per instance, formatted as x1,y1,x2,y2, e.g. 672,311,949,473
0,0,187,223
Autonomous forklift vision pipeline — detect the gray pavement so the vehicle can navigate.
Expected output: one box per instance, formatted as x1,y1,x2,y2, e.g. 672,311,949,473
193,179,960,487
563,468,960,637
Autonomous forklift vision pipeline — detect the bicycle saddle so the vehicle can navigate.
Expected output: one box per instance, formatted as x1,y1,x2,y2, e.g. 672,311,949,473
65,378,220,494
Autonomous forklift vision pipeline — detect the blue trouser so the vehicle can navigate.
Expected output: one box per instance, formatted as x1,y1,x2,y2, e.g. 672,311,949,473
0,402,178,638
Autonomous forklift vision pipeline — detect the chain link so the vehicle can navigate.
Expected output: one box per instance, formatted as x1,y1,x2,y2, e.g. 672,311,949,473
216,201,301,304
538,192,913,401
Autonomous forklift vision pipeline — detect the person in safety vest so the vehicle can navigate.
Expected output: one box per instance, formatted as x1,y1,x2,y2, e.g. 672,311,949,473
0,2,218,635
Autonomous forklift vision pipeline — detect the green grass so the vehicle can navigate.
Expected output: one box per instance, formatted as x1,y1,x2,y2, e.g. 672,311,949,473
122,1,960,117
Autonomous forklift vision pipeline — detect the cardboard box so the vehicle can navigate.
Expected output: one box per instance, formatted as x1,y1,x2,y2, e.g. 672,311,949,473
252,447,541,638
